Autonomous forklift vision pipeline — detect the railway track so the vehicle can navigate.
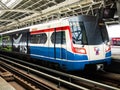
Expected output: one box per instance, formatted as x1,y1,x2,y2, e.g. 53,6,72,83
0,66,39,90
97,72,120,88
0,54,119,90
79,71,120,89
0,62,59,90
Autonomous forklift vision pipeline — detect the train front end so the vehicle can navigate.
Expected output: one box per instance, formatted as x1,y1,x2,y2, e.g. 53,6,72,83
68,15,111,71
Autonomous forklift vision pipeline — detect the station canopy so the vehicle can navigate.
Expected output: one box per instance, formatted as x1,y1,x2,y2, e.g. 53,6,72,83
0,0,116,32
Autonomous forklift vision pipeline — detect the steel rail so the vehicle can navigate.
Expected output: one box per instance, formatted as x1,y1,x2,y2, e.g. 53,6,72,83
0,55,119,90
0,66,37,90
0,57,89,90
0,61,58,90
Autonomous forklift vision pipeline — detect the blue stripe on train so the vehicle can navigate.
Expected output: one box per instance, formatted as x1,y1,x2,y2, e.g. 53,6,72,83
106,51,111,57
30,46,111,71
30,46,88,60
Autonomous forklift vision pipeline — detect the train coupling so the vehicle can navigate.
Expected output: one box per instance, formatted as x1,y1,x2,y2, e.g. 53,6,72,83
96,64,104,71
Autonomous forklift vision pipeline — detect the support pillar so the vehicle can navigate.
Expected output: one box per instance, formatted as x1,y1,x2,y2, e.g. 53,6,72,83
117,0,120,23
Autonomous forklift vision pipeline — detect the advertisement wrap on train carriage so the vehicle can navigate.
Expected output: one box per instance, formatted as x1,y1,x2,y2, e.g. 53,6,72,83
12,32,28,54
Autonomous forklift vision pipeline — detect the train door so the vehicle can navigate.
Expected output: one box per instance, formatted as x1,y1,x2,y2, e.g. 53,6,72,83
50,28,67,62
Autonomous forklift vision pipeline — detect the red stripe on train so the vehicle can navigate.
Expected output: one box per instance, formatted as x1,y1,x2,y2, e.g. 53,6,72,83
30,26,70,35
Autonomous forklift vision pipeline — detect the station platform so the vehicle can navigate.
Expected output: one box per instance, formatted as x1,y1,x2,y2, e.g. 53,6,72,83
0,76,15,90
111,46,120,62
112,54,120,62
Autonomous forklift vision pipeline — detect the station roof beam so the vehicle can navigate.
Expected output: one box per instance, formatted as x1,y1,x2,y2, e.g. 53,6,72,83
0,0,118,32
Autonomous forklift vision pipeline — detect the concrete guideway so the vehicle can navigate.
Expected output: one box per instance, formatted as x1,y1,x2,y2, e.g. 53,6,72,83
0,76,16,90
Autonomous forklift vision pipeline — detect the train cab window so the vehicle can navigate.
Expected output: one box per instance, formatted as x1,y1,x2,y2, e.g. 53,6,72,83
70,21,87,45
51,31,66,44
30,33,47,44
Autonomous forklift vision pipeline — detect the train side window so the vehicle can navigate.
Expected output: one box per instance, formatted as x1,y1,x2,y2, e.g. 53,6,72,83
51,31,66,44
30,33,47,44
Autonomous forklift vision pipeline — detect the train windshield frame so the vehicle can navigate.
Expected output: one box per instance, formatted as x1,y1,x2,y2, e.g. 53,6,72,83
69,16,109,45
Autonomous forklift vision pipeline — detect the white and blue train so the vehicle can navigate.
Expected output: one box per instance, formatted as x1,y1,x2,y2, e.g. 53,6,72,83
0,15,111,71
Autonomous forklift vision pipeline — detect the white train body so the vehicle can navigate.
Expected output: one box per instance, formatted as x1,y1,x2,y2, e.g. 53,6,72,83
0,15,111,71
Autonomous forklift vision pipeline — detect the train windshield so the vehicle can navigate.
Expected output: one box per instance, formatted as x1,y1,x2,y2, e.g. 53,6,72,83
70,22,87,44
84,20,109,45
70,16,109,45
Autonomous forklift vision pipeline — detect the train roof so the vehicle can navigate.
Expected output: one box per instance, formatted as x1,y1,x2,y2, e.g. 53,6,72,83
0,17,69,35
1,15,96,35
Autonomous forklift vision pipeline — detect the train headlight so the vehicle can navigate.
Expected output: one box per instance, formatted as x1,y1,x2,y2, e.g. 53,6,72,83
105,45,111,52
73,47,86,54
